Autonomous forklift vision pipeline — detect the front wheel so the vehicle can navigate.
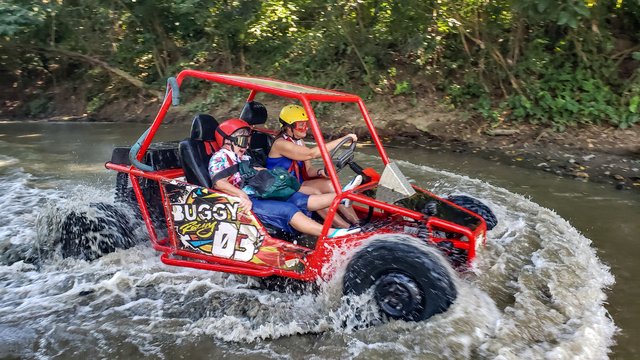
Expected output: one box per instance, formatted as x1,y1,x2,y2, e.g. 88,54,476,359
343,237,457,322
448,195,498,230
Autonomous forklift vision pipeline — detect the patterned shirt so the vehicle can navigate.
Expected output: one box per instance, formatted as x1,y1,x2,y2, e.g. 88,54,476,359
208,148,256,196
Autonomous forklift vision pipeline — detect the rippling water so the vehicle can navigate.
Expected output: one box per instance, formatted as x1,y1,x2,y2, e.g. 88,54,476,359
0,122,630,359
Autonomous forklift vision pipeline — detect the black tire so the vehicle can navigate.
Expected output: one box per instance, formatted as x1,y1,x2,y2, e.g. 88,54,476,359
343,238,457,322
60,203,141,261
447,195,498,230
115,175,166,231
258,276,318,295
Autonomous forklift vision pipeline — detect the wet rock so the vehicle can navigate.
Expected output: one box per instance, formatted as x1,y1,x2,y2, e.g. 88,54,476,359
394,136,412,142
575,172,589,179
613,174,625,181
537,162,549,167
616,183,626,190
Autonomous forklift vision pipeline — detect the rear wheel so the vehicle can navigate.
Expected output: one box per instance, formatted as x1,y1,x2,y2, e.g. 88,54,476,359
59,203,141,261
59,173,162,261
343,238,457,322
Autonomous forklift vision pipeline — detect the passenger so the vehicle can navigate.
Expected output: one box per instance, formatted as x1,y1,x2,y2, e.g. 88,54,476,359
267,105,362,228
208,119,360,238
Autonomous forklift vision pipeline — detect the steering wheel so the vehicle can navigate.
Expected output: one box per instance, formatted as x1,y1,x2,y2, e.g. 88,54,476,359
325,136,357,175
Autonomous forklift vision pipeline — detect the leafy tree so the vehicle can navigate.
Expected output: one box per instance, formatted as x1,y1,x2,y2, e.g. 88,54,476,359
1,0,639,127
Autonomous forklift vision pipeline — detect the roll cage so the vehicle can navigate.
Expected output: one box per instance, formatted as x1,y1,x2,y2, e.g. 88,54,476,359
105,70,486,280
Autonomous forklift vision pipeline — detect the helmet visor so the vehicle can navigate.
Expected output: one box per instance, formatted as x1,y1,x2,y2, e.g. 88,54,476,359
293,121,309,132
230,134,250,148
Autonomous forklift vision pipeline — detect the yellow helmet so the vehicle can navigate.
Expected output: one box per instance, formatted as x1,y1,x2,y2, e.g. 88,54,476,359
279,105,308,128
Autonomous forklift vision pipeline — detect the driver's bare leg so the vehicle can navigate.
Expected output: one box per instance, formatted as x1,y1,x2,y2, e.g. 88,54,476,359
337,204,359,224
302,180,360,224
308,194,359,227
290,187,350,229
300,178,334,194
289,212,337,236
315,208,351,228
297,184,322,195
306,193,347,211
314,205,359,227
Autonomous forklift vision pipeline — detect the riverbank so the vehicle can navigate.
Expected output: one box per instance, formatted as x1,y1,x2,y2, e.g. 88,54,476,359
1,90,639,192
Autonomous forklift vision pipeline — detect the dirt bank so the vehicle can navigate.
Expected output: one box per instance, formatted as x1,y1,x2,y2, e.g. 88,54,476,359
1,87,639,192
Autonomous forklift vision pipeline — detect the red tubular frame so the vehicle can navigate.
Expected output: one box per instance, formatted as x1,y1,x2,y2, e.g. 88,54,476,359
133,70,391,186
109,70,486,280
161,253,273,277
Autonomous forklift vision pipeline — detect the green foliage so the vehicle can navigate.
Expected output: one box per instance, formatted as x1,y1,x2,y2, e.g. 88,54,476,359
2,0,640,129
313,102,332,116
28,97,50,115
630,96,640,114
86,97,104,113
474,95,500,122
185,82,248,114
0,1,45,37
432,0,640,129
394,81,413,95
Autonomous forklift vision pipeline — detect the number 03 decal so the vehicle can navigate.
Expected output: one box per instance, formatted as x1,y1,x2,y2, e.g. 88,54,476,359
211,222,261,261
166,185,264,261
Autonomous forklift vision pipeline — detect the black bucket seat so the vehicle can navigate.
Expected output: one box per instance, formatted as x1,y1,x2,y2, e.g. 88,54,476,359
240,101,274,167
178,114,220,188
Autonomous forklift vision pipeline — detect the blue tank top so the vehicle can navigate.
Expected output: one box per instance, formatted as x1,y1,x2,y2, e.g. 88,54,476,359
266,156,304,182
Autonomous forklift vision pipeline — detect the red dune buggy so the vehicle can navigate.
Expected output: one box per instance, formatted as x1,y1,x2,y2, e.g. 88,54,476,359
64,71,497,322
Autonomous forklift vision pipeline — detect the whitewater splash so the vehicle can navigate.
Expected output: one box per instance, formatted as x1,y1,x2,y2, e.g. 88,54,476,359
0,153,616,359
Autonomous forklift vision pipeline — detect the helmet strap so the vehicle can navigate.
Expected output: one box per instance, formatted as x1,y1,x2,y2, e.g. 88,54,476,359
284,126,301,141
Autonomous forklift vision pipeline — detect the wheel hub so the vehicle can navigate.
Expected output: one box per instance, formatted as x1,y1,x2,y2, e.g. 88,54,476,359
374,272,422,319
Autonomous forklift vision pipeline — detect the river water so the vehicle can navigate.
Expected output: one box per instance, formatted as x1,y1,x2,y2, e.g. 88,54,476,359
0,122,638,359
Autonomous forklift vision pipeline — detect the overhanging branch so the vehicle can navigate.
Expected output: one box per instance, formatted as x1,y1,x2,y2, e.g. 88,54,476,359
35,47,151,94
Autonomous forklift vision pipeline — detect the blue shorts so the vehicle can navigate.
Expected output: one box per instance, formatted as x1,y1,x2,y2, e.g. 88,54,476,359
250,192,311,234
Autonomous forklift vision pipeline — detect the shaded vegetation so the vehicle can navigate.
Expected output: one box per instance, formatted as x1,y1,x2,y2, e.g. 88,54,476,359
1,0,639,129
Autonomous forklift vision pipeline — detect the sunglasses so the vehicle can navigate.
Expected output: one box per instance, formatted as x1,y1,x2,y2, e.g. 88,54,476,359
229,134,250,148
293,121,309,132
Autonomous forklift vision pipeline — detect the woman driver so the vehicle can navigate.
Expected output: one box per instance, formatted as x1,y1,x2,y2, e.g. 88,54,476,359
209,119,360,238
267,105,362,228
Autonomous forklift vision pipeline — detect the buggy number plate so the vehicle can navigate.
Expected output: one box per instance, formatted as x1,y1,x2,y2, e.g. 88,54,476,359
164,182,264,261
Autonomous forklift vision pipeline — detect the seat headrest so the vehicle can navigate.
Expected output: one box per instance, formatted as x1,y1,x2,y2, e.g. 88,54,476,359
190,114,219,141
239,101,268,126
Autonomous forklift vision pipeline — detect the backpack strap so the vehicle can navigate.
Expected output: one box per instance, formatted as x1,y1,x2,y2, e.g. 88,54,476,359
211,152,262,189
211,163,240,188
211,153,241,188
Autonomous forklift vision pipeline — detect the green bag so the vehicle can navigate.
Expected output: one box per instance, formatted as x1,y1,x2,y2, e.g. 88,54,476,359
212,160,301,201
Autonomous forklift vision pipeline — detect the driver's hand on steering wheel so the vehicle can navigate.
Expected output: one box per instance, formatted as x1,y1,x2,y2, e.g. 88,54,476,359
345,133,358,142
238,193,253,213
